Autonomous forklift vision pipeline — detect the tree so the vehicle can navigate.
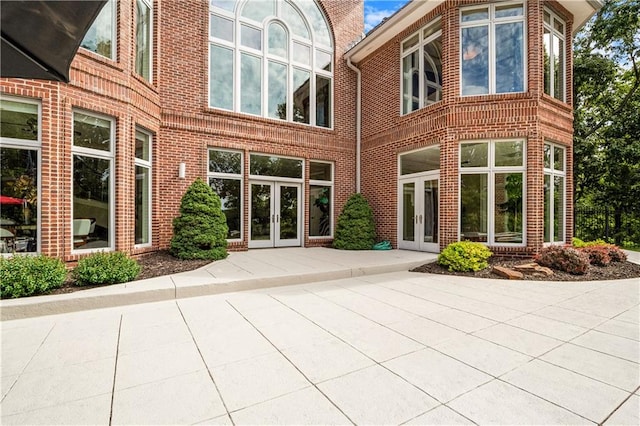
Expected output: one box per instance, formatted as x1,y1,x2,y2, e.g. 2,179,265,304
573,0,640,244
170,178,228,260
333,193,376,250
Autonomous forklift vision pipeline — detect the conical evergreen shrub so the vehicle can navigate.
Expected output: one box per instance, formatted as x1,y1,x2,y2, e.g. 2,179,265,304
333,193,376,250
170,178,229,260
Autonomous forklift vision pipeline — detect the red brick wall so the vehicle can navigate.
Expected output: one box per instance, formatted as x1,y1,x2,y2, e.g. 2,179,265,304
1,0,363,260
357,0,575,255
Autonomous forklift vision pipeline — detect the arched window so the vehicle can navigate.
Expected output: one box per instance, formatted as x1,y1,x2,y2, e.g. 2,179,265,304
209,0,333,128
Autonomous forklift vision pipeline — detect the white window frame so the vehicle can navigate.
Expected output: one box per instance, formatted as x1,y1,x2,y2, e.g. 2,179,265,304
208,0,334,128
543,8,566,102
134,128,152,248
135,0,153,82
207,148,244,242
459,140,527,246
0,95,42,255
80,0,117,61
543,142,566,244
459,2,527,96
400,18,442,115
71,110,116,253
309,160,333,239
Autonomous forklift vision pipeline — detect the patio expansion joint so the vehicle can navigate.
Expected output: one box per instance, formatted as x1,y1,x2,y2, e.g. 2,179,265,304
224,299,357,424
174,301,234,423
598,385,640,426
108,315,123,426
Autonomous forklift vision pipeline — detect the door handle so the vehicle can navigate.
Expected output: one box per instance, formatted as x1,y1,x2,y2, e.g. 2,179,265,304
271,214,274,223
276,214,279,223
415,215,418,224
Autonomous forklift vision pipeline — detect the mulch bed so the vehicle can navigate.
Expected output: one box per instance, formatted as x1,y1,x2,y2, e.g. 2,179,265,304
411,256,640,281
47,251,212,295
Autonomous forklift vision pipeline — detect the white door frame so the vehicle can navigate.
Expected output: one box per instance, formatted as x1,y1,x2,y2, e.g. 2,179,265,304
249,180,302,248
398,172,440,253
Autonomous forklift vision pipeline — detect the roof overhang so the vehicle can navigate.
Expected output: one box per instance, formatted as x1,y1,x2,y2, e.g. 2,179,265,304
346,0,603,64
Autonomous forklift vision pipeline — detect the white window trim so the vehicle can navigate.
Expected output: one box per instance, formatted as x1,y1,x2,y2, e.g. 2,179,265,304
136,0,153,82
459,2,527,96
207,148,244,242
134,128,152,248
543,142,566,244
459,139,527,247
309,160,333,239
71,110,116,254
400,18,442,115
208,0,334,129
0,95,42,255
543,7,566,102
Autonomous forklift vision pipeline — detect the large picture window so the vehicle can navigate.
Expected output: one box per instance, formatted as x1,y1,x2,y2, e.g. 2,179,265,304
81,0,115,59
208,149,243,240
460,140,525,245
72,112,114,251
136,0,152,81
543,9,566,101
401,20,442,114
460,3,525,96
544,143,565,243
0,97,40,254
209,0,333,128
135,129,152,246
309,161,333,237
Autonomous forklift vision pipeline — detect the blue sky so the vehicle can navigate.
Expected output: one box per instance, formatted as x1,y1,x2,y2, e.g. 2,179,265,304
363,0,410,32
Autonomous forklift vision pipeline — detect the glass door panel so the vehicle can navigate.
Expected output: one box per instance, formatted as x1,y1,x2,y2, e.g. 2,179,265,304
420,179,439,252
399,181,417,250
250,183,273,247
276,184,300,246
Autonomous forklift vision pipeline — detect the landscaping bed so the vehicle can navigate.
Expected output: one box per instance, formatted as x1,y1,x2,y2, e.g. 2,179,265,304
412,256,640,281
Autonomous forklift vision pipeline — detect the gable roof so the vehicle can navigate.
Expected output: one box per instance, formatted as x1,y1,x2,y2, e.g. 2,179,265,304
346,0,603,63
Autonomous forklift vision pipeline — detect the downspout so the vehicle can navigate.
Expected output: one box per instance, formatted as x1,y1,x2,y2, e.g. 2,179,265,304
346,56,361,193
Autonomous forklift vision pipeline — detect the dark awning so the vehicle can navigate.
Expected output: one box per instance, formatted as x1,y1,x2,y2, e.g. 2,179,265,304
1,0,107,83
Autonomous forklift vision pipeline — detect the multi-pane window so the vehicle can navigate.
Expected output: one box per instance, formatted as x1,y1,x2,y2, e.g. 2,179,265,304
81,0,115,59
401,20,442,114
309,161,333,237
209,0,333,128
135,129,151,246
544,143,565,243
460,3,525,96
460,140,525,245
72,111,114,251
136,0,152,81
543,9,565,101
208,149,243,240
0,97,40,254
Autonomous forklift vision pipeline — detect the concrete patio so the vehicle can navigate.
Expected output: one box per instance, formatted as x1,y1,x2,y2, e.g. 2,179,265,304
1,248,638,424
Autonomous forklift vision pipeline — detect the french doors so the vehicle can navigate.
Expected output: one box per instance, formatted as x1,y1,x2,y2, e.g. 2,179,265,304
399,176,439,252
249,181,301,248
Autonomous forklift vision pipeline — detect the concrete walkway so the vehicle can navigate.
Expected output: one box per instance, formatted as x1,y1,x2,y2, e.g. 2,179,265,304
1,251,638,424
0,248,436,321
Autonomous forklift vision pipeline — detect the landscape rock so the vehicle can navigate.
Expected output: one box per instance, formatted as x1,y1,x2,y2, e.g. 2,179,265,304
493,266,524,280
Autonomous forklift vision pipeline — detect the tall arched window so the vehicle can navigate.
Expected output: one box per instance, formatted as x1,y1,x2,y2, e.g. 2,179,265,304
209,0,333,128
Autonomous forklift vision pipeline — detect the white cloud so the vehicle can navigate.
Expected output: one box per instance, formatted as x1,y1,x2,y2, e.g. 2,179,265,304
364,4,403,32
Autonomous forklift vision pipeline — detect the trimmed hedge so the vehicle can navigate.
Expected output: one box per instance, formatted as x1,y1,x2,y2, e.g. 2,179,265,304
170,178,228,260
333,193,376,250
1,255,67,298
438,241,492,272
73,251,140,286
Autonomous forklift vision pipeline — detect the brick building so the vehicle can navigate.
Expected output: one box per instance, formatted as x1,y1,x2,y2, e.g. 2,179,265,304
0,0,600,261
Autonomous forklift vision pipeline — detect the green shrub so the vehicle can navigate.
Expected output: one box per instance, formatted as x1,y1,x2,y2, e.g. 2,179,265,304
437,241,492,272
73,252,140,286
536,246,589,275
0,255,67,298
170,178,228,260
333,193,376,250
572,237,587,248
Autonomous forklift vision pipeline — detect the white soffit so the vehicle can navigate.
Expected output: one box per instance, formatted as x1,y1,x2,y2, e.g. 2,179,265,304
346,0,603,64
